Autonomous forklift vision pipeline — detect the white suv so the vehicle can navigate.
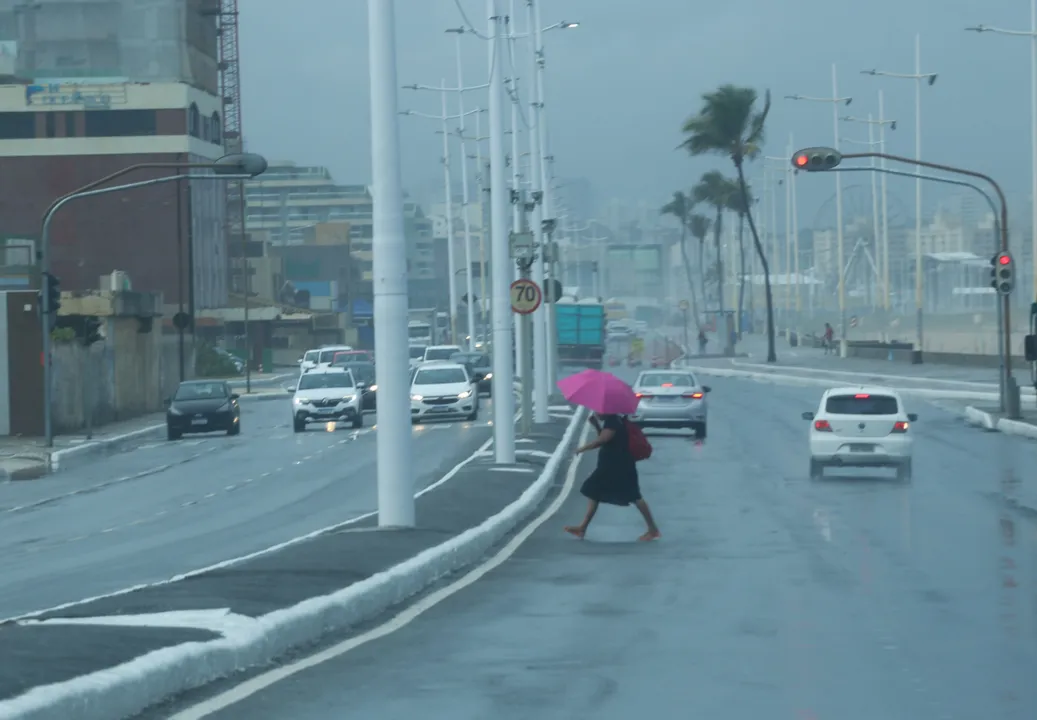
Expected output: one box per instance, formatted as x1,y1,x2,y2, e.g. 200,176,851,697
292,367,365,432
423,344,463,362
410,361,479,423
802,386,917,481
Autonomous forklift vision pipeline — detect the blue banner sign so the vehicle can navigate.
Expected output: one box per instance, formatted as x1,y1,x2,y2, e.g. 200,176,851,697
25,82,128,108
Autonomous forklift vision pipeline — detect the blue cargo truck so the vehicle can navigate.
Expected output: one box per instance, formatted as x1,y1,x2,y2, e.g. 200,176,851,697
555,300,606,369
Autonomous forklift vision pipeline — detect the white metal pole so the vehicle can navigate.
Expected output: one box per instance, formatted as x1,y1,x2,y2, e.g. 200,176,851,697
532,0,557,387
474,109,488,338
488,0,516,462
454,36,477,351
527,0,548,423
791,132,801,318
914,34,924,351
1031,0,1037,300
368,0,413,527
832,63,846,347
867,114,881,309
440,80,459,345
769,167,779,324
508,0,524,365
878,91,891,312
784,141,792,321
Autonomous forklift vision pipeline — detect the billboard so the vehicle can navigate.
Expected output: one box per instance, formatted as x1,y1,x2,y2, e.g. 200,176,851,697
603,244,665,300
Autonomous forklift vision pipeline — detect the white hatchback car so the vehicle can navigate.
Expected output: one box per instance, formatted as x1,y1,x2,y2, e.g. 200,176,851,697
802,386,917,481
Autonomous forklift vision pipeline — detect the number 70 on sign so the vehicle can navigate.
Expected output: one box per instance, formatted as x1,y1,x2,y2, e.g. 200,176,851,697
510,279,542,314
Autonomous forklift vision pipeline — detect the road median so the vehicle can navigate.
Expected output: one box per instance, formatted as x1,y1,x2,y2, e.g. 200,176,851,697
0,406,586,720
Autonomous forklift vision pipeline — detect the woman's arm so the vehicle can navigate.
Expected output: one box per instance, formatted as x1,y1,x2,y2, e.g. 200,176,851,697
576,428,615,454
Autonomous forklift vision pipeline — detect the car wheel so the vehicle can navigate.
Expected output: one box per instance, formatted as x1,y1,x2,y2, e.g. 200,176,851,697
691,421,706,439
467,405,479,422
167,425,181,441
352,412,364,429
293,418,305,433
809,458,823,480
896,459,912,482
227,420,240,436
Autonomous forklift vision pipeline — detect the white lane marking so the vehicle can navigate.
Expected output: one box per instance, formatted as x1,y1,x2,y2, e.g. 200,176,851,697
1,423,502,624
170,423,591,718
730,359,1008,389
489,466,535,473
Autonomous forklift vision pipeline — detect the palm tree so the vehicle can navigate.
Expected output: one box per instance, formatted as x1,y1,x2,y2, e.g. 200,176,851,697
680,84,776,362
692,171,739,317
660,191,703,333
727,187,751,336
687,213,711,312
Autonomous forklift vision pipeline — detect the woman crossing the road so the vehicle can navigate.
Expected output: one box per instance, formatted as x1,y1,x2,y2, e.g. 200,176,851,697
564,413,661,542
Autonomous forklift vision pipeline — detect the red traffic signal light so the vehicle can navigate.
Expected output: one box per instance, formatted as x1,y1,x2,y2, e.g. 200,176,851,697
998,254,1011,265
790,147,842,171
794,154,809,167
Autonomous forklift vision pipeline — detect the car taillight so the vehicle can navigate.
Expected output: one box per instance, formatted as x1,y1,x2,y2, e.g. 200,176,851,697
636,393,653,399
814,419,832,432
683,392,704,399
891,421,909,433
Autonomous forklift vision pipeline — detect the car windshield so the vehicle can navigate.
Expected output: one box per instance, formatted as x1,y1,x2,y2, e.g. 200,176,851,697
409,346,427,359
334,351,364,362
303,351,318,363
340,363,375,384
425,347,460,361
174,382,227,401
298,372,354,390
825,394,899,415
639,373,696,387
451,353,488,367
413,367,467,385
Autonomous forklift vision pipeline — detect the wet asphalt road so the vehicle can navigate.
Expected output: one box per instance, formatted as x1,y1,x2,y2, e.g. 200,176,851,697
0,396,497,621
198,375,1037,720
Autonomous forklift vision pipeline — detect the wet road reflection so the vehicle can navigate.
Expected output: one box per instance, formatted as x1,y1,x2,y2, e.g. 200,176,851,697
196,374,1037,720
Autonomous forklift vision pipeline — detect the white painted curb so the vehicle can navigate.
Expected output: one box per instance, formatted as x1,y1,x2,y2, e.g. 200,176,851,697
963,405,998,431
683,365,1001,402
48,393,291,472
964,406,1037,442
0,407,588,720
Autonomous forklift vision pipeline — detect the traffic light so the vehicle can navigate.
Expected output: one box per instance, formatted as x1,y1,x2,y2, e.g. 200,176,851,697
43,272,60,314
791,147,843,172
82,317,103,346
990,251,1014,295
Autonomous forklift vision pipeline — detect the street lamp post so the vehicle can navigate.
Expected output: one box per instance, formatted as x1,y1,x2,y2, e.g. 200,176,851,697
785,65,853,350
968,6,1037,309
526,0,549,424
39,153,267,447
368,0,414,526
862,34,938,362
843,99,897,311
400,92,485,346
487,0,516,463
790,133,802,320
447,27,479,352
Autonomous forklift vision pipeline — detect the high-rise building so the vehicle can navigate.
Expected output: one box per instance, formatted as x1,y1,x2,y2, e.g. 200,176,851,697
0,0,229,311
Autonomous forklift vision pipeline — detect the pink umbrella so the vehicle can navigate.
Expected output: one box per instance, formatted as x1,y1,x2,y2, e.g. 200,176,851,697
556,369,639,415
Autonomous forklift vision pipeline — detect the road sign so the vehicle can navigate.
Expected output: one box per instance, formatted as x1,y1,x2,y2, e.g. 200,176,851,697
678,299,690,311
510,279,542,314
849,315,858,328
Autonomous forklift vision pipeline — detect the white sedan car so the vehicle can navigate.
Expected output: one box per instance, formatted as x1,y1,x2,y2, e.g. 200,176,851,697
802,386,917,481
410,362,480,423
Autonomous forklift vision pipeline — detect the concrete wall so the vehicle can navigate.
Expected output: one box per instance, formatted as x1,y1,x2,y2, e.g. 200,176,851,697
51,324,192,432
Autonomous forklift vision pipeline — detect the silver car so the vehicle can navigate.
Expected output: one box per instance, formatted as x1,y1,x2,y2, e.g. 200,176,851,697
630,370,710,437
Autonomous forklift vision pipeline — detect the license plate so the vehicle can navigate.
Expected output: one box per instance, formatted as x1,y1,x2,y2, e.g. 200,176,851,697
191,418,207,426
429,406,451,413
318,407,336,414
655,396,676,402
848,443,873,452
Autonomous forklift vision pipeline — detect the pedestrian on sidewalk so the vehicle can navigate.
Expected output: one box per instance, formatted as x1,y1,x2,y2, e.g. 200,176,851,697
697,329,708,356
564,413,661,542
823,322,834,355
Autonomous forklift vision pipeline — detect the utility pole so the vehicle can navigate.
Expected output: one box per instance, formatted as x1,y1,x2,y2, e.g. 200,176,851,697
513,191,536,436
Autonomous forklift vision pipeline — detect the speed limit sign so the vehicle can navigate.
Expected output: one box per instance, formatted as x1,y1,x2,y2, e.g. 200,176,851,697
510,279,542,314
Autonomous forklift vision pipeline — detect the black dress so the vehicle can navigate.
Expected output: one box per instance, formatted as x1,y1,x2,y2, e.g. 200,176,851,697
579,414,642,506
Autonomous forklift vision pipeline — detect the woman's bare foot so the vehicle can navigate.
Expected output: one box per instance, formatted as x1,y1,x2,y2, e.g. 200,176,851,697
564,526,586,539
637,529,661,542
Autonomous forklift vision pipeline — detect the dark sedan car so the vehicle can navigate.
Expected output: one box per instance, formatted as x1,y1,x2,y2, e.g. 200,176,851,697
450,352,492,395
334,360,377,411
166,380,241,440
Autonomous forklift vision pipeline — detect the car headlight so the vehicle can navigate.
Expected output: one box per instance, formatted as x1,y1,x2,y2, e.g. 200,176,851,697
168,406,183,416
369,384,378,392
457,389,472,399
293,397,305,405
483,373,492,380
411,394,423,401
342,395,356,403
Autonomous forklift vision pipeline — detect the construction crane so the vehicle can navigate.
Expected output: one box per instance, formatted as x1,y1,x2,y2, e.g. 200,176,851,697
201,0,252,386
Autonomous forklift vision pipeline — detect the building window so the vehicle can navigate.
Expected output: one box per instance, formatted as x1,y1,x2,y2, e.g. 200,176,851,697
84,110,158,137
211,112,221,145
188,103,200,137
0,112,35,139
64,112,76,136
45,112,56,138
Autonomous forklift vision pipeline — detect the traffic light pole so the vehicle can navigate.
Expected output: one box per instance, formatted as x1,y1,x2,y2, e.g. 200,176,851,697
38,173,253,446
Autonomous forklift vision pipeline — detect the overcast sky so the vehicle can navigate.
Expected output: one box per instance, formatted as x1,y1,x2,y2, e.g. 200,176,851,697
240,0,1036,228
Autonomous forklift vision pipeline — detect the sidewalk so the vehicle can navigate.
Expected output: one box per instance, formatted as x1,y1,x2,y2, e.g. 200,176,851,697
0,410,584,720
0,387,290,481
